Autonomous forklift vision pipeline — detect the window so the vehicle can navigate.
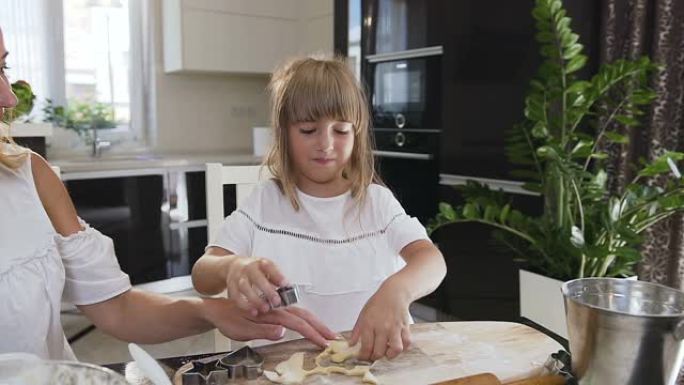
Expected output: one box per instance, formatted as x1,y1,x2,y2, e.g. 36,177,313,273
0,0,148,149
63,0,131,129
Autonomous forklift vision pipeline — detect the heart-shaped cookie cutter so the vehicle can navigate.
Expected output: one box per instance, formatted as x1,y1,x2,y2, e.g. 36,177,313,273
218,346,264,379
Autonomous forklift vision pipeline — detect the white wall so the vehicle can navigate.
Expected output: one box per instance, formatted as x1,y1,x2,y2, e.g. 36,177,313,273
47,0,333,157
151,0,269,154
151,0,333,154
298,0,335,57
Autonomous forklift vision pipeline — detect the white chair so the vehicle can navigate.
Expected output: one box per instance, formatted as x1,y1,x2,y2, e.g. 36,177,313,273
205,163,271,242
205,163,272,351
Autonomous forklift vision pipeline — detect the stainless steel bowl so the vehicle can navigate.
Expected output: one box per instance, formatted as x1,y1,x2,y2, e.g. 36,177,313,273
563,278,684,385
0,357,128,385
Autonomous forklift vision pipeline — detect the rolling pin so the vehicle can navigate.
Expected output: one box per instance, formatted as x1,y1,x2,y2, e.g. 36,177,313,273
431,373,566,385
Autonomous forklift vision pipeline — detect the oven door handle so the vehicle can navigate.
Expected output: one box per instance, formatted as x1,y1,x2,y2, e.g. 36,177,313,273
373,150,433,160
366,46,443,63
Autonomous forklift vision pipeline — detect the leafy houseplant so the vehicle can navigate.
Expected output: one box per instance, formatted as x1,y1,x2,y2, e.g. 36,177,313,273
43,99,117,142
429,0,684,280
1,80,36,123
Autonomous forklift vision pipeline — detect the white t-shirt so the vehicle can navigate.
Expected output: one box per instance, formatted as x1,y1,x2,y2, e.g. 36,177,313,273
0,150,131,360
208,180,429,333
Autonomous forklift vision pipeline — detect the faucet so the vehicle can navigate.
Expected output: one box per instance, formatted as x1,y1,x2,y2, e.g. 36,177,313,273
91,127,111,157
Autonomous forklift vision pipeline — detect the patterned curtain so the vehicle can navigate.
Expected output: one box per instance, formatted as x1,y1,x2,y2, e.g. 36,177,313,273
599,0,684,288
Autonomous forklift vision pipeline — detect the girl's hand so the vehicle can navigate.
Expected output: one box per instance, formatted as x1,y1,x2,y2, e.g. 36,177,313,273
224,256,288,315
350,283,412,361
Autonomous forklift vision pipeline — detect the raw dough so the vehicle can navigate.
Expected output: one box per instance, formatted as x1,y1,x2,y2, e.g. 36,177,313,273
264,352,308,384
264,340,378,384
328,340,362,363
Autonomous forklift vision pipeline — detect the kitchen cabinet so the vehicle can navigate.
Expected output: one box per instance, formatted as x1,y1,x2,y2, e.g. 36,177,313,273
10,123,53,158
163,0,334,74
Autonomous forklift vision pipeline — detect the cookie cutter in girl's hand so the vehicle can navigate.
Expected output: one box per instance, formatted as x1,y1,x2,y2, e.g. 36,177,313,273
259,285,300,309
275,285,299,307
181,346,264,385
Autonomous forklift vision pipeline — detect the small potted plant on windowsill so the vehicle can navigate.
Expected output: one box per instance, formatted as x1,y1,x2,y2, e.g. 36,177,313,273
429,0,684,337
43,99,118,144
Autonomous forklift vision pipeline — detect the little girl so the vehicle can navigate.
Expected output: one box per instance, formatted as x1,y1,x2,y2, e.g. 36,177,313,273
192,56,447,361
0,26,333,360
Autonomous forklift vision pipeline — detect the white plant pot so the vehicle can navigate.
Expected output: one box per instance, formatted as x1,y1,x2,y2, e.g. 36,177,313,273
519,269,569,338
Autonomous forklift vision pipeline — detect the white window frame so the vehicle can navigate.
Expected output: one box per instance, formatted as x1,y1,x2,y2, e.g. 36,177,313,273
49,0,150,152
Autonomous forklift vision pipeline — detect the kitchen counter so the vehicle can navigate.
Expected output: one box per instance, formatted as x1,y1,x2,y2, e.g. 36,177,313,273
7,122,54,137
51,152,262,180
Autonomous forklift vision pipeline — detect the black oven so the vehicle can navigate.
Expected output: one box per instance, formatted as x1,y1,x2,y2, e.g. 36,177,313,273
366,47,442,130
373,130,439,225
366,49,443,225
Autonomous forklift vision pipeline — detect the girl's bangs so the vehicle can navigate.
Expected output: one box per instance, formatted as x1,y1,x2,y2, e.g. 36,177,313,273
282,65,361,127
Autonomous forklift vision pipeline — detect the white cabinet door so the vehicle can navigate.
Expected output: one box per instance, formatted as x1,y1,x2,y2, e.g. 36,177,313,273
163,0,332,74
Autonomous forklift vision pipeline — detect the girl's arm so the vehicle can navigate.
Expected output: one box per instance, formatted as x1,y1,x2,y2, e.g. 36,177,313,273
386,239,447,304
31,153,334,347
192,248,288,315
351,239,446,360
191,247,235,295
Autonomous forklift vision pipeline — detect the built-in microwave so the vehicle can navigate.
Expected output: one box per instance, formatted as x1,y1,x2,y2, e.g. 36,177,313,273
366,46,442,130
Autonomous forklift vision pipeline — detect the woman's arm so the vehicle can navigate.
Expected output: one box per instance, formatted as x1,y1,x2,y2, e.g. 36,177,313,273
31,153,83,236
31,153,334,347
77,289,335,346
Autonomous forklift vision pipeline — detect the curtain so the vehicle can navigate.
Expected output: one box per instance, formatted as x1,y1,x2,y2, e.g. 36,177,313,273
599,0,684,289
0,0,65,106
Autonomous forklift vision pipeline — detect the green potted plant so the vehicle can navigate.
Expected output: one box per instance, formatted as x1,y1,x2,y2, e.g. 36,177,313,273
429,0,684,336
43,99,117,144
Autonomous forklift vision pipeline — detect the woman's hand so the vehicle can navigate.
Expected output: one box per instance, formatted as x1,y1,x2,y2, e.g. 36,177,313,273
223,256,288,315
350,281,412,361
204,299,337,348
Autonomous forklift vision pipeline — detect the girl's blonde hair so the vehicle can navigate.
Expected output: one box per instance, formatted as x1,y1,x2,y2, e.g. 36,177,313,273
0,123,29,169
265,55,380,210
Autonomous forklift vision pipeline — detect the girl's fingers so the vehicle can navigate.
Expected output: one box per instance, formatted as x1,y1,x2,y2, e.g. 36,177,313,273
259,259,288,287
238,277,269,313
359,329,374,361
371,331,388,361
401,327,412,349
386,330,404,359
247,267,281,308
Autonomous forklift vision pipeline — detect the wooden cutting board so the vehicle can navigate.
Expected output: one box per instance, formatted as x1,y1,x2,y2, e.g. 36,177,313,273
174,321,562,385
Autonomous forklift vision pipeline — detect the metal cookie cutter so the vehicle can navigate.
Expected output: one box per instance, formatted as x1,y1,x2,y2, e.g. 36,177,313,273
274,285,299,307
181,347,264,385
218,346,264,380
181,353,229,385
543,350,576,385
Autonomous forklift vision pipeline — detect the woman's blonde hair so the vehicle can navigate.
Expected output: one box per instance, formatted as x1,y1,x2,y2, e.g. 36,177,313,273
0,123,29,169
265,55,380,210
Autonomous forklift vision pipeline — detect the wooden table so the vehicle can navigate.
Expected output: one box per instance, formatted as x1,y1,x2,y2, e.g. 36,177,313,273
116,321,564,385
